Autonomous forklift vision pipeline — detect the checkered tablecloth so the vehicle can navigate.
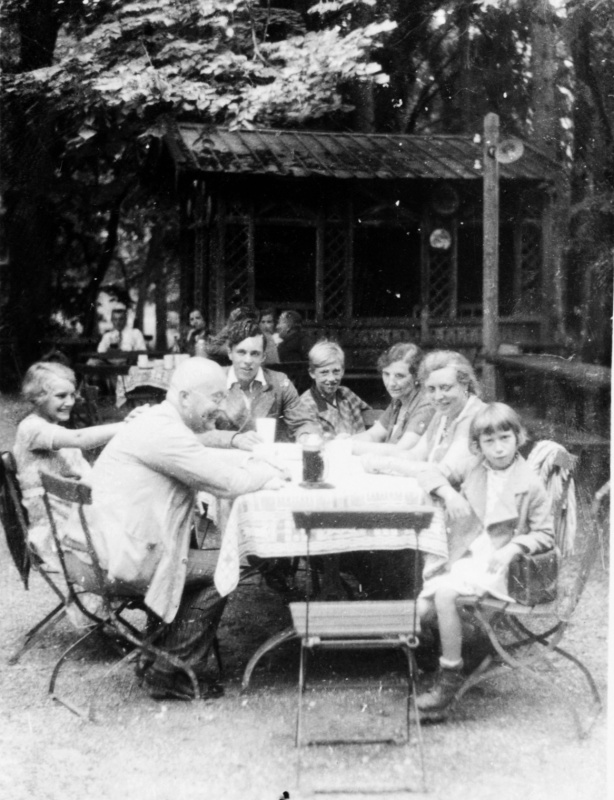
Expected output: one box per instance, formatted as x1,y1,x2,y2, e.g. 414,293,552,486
214,470,447,597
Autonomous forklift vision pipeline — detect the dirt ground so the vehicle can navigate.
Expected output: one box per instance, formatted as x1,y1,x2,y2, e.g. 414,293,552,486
0,392,610,800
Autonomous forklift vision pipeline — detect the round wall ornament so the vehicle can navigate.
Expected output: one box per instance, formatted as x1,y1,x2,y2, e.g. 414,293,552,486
429,228,452,250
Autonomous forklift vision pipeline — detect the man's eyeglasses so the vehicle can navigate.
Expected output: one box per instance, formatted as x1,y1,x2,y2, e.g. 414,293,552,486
190,389,227,406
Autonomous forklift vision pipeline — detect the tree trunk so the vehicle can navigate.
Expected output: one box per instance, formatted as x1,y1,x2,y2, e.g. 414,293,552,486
82,198,125,336
349,3,375,133
568,4,614,364
0,2,74,379
531,1,558,155
3,96,57,370
530,0,566,344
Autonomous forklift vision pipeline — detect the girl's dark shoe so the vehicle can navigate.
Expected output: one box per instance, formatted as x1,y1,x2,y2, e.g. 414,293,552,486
415,665,464,715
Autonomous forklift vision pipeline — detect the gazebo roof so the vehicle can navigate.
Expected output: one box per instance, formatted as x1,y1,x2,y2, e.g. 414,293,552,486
166,124,561,181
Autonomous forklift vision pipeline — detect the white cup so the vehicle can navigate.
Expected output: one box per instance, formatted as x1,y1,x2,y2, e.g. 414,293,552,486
137,354,149,368
163,354,175,370
255,417,277,444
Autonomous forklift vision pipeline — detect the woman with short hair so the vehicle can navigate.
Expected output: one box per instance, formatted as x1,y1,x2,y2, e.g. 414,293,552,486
352,342,435,455
362,349,486,482
293,340,371,441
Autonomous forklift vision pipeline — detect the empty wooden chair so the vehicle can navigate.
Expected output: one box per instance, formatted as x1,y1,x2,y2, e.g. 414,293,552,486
290,508,434,793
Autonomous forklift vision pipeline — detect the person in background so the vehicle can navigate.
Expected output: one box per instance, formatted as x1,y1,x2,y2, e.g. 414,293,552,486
413,403,553,718
182,308,208,355
97,304,146,353
259,307,279,364
259,308,276,337
276,310,307,362
352,342,435,455
166,311,182,353
293,340,371,441
203,319,303,448
91,358,284,700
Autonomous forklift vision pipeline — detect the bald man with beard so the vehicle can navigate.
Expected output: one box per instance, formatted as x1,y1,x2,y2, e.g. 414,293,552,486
92,358,283,699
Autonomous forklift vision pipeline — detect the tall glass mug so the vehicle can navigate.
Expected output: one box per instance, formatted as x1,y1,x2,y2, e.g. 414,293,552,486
301,435,328,485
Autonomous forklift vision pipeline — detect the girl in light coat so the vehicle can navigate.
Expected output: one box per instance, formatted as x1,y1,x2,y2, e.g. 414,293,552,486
415,402,554,718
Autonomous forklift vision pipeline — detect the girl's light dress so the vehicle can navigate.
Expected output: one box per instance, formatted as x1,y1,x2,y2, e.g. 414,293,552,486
421,463,516,603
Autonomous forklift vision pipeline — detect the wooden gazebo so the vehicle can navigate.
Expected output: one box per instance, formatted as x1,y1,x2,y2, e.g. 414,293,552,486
163,123,562,367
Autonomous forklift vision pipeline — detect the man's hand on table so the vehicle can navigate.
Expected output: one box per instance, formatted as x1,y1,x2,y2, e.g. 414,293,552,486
261,475,288,491
231,431,262,451
251,448,291,483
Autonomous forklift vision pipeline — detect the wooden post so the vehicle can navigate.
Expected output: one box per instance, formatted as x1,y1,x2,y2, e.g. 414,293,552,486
315,207,324,323
482,113,500,400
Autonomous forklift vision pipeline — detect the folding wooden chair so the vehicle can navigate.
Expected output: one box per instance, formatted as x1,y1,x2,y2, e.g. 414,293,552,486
290,509,434,794
450,443,603,738
40,471,213,720
0,451,69,664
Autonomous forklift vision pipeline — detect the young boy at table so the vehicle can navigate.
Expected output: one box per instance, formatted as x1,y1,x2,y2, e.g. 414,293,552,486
293,340,372,442
414,402,554,718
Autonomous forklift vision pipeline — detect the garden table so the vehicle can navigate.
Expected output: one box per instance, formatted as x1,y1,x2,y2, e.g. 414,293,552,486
205,444,448,689
214,449,446,598
208,448,446,688
114,355,190,407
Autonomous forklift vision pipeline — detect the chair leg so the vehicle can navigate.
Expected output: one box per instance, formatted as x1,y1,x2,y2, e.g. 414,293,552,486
463,608,602,739
49,624,104,720
511,618,603,723
296,643,309,747
295,643,308,792
86,650,140,722
7,603,68,665
241,627,297,691
403,645,427,793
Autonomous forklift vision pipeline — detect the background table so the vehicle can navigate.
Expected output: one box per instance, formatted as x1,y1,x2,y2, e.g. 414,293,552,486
115,361,175,407
214,467,446,597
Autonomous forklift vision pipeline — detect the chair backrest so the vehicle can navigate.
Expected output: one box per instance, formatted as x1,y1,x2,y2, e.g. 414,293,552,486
290,600,420,638
527,440,578,556
527,441,601,622
291,509,433,641
39,472,108,614
0,450,31,588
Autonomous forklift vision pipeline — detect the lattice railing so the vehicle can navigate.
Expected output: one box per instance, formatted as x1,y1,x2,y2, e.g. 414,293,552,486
323,224,347,320
519,221,541,311
428,247,453,317
224,223,250,307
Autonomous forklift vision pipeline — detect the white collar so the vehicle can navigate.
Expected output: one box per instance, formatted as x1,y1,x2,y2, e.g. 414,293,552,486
227,366,267,390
